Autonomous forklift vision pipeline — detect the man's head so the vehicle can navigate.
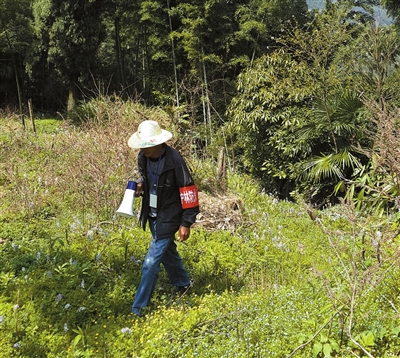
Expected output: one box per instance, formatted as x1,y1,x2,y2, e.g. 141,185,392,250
128,120,172,149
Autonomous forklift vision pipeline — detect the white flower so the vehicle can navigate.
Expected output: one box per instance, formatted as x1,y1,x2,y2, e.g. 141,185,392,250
87,229,94,240
64,303,71,310
121,327,132,334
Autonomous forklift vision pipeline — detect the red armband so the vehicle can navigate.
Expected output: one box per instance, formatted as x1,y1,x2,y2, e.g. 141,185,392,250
179,185,199,209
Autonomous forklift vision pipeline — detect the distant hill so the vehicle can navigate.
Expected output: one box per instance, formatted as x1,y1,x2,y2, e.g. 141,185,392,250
306,0,392,25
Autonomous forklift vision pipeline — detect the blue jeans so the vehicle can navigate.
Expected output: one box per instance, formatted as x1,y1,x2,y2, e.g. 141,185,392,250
132,218,191,315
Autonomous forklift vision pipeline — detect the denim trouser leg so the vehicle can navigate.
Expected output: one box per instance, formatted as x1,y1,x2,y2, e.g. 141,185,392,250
161,240,191,287
132,219,190,315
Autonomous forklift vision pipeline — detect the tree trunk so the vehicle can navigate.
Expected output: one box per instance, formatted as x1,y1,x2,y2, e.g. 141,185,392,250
202,47,212,143
5,30,23,117
67,78,78,120
167,0,179,109
217,146,226,179
12,54,23,115
114,7,124,87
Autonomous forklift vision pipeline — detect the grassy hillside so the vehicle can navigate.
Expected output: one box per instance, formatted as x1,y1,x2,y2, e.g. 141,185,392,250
1,102,399,357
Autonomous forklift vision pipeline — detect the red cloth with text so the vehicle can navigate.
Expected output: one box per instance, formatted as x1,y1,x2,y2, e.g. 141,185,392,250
179,185,199,209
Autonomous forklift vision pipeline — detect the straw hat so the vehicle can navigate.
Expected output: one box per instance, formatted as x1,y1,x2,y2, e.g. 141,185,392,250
128,120,173,149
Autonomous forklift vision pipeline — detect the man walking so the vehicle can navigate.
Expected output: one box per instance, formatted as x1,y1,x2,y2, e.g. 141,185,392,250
128,120,200,317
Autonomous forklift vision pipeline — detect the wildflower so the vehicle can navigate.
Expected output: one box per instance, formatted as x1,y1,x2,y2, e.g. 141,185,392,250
120,327,132,334
64,323,69,332
80,280,85,289
56,293,63,302
77,306,86,312
13,342,21,348
87,229,94,240
64,303,71,310
13,304,19,312
95,253,101,262
0,316,4,323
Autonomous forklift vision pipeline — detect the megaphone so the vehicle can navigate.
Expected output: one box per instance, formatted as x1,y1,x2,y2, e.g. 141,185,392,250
116,181,137,218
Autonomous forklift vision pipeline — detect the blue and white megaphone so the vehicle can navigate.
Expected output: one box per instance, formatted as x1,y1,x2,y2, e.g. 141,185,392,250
116,181,137,218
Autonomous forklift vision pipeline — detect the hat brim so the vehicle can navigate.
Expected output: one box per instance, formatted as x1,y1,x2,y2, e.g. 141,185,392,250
128,129,173,149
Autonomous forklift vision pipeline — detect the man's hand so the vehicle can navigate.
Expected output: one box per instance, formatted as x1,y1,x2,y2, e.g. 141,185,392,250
135,182,143,197
178,226,190,242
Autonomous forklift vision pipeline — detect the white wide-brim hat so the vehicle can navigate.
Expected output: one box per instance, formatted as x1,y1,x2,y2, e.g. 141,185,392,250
128,120,173,149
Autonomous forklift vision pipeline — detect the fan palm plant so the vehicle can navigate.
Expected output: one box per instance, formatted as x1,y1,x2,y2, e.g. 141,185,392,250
293,90,370,199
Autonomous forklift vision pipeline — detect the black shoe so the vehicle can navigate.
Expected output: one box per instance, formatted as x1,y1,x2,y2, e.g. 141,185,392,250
130,311,143,318
176,282,192,296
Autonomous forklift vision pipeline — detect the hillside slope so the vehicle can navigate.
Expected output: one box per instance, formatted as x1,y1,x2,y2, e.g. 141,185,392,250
1,110,399,357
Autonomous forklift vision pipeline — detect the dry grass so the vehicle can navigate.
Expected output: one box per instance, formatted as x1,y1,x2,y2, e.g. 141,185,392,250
362,100,400,209
1,99,165,219
1,97,243,230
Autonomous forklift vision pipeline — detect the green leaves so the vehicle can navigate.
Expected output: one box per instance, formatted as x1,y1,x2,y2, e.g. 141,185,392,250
312,341,339,358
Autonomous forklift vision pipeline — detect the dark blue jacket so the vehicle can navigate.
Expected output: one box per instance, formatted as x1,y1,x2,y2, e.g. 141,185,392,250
137,144,199,239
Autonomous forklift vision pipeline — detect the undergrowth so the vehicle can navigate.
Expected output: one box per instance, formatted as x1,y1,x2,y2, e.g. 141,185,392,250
0,101,399,357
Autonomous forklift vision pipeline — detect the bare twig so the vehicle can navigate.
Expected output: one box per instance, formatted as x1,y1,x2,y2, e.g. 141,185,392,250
287,309,341,357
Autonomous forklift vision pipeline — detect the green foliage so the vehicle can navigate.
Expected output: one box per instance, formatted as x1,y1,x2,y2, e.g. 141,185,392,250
31,0,108,115
227,1,400,203
1,101,400,357
227,49,314,195
227,2,362,195
340,98,400,218
382,0,400,20
234,0,308,60
0,0,33,53
290,90,369,200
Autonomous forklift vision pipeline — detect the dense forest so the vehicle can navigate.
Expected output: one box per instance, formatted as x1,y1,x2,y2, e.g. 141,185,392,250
1,0,400,206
